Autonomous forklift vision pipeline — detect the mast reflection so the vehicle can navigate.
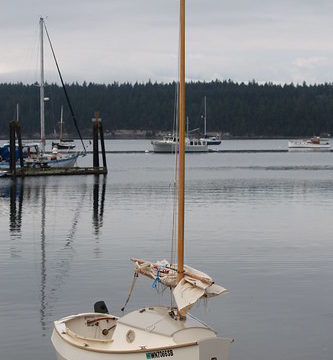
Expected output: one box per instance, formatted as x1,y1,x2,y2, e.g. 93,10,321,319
39,181,88,335
5,177,102,335
40,184,47,334
93,175,107,257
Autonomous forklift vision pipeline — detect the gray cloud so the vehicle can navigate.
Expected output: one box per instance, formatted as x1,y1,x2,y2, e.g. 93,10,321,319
1,0,333,84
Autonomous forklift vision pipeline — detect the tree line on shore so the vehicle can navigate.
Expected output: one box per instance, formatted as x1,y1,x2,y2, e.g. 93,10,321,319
1,80,333,138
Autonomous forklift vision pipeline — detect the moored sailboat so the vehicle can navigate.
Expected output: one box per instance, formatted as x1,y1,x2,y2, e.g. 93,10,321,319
52,106,76,150
51,2,232,359
38,17,79,166
200,96,221,145
33,17,82,167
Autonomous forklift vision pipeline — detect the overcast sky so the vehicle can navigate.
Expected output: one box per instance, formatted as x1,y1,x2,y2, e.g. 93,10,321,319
1,0,333,84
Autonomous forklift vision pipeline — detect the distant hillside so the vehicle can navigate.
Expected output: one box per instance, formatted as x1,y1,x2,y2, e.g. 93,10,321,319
1,80,333,139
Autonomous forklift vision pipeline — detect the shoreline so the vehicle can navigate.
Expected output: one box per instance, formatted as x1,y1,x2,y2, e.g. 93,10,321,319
0,131,325,141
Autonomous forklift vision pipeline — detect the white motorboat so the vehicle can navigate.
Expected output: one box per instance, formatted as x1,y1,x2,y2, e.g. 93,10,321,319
52,2,232,360
288,136,331,151
151,135,208,153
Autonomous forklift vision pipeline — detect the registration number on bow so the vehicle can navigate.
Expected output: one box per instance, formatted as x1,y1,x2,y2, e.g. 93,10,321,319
146,349,174,358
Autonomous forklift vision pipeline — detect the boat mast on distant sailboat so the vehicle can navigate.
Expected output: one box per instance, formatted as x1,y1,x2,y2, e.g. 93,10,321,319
52,106,76,150
200,96,221,145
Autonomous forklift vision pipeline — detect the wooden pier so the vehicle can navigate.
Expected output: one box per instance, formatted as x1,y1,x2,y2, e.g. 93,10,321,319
2,112,108,179
0,166,107,178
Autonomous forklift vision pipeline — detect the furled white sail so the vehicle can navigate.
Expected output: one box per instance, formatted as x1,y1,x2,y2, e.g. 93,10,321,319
131,258,228,315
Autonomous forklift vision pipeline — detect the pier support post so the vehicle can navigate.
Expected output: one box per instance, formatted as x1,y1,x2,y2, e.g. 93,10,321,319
99,121,107,170
93,112,99,168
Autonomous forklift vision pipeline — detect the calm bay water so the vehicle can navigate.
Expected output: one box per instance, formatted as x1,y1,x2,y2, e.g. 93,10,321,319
1,140,333,360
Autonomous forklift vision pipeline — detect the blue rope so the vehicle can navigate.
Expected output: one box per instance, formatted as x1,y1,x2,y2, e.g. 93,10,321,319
152,267,162,288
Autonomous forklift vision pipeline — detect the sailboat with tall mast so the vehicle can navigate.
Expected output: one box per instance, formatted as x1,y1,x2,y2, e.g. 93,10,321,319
51,2,232,359
200,96,221,145
52,106,76,150
28,17,82,167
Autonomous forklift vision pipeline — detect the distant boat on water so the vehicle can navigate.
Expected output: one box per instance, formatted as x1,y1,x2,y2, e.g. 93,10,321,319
288,136,331,151
152,115,208,153
151,135,208,153
52,106,76,150
199,96,221,146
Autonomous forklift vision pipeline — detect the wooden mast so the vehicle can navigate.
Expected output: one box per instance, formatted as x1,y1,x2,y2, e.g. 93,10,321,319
177,0,185,290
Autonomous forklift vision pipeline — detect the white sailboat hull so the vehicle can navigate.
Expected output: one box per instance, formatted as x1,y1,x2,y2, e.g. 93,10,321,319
46,154,78,167
51,308,232,360
0,154,78,169
23,153,79,168
52,328,231,360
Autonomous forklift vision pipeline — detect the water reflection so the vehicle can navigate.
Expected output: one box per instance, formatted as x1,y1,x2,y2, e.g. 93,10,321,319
9,180,24,234
40,184,47,334
39,181,89,336
92,175,107,257
93,175,106,234
8,179,24,258
4,177,102,337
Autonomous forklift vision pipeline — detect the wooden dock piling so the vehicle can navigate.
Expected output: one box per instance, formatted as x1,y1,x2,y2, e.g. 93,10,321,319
92,112,107,171
93,112,100,168
99,121,107,169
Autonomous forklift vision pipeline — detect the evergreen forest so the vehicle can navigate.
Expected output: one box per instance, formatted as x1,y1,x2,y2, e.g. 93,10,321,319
1,80,333,138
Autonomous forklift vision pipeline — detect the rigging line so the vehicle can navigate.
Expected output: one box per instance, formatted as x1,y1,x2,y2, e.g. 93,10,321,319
172,81,178,138
43,22,86,153
121,272,138,312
